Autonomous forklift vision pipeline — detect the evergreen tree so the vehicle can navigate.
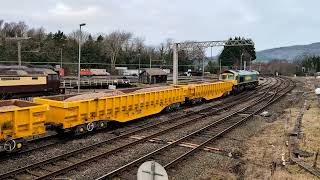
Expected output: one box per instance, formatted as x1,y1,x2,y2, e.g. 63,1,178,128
219,37,256,69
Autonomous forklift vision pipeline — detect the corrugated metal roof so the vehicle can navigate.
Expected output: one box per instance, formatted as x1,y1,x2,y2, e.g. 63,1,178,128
142,68,167,76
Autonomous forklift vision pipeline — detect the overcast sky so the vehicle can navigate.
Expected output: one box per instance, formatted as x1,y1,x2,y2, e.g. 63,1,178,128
1,0,319,52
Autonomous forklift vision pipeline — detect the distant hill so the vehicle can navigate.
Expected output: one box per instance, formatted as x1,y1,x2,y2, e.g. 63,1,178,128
256,42,320,61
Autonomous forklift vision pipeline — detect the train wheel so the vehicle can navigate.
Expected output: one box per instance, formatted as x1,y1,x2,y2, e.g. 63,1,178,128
86,122,95,132
15,139,26,151
3,139,16,152
98,121,107,129
165,106,172,112
74,125,86,135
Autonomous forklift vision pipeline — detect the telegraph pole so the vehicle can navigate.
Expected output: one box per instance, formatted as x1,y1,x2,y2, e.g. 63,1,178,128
5,37,30,68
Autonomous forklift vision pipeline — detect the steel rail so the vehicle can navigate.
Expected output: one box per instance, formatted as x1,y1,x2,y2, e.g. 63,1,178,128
34,90,275,180
97,78,293,179
0,77,271,159
163,78,295,169
0,78,277,179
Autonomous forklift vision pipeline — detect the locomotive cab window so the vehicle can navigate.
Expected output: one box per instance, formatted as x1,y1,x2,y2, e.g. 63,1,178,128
52,75,58,80
239,76,244,82
221,75,227,80
48,75,59,80
229,75,234,80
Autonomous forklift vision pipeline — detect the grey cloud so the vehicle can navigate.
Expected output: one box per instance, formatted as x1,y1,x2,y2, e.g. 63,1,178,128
0,0,319,51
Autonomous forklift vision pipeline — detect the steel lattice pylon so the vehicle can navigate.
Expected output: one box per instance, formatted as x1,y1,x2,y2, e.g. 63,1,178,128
176,39,254,49
172,39,255,84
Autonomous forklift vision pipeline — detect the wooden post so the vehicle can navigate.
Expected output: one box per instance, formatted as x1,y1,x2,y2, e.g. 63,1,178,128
270,161,276,176
289,109,292,124
313,149,319,168
285,115,289,134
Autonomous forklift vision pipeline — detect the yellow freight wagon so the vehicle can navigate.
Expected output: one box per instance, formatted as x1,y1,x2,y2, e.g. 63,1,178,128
34,87,185,134
0,100,47,152
183,81,233,102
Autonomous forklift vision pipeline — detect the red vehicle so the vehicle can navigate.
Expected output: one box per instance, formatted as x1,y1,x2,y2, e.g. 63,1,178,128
80,69,93,77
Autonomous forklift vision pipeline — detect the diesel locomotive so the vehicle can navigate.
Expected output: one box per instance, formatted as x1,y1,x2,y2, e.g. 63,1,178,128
219,70,259,92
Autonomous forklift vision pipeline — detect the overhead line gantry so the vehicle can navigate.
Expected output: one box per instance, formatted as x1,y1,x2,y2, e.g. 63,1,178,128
172,39,255,84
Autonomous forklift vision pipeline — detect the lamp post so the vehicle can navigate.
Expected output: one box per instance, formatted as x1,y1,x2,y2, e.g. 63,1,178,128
138,47,141,76
78,23,86,93
60,48,63,68
240,51,244,70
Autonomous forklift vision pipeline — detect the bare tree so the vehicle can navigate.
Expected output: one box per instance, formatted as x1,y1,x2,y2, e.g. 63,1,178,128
103,31,132,73
0,20,3,35
69,30,90,44
182,41,205,71
16,21,28,37
0,20,4,45
36,27,46,41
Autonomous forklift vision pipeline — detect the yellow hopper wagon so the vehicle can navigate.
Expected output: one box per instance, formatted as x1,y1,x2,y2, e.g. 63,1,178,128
0,100,48,152
34,87,185,135
182,81,233,104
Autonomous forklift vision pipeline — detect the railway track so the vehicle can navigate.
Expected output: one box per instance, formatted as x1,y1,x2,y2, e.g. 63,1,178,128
96,77,294,179
0,77,278,180
0,77,272,160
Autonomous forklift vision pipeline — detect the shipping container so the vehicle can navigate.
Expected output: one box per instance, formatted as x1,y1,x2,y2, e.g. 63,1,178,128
80,69,93,77
0,100,48,152
90,69,110,76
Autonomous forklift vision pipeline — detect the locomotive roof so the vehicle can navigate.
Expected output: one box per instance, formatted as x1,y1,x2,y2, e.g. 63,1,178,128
222,70,259,76
0,66,57,77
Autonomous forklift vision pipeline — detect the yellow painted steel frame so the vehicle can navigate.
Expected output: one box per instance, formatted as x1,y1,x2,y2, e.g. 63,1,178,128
34,88,185,129
0,100,48,141
184,81,233,100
